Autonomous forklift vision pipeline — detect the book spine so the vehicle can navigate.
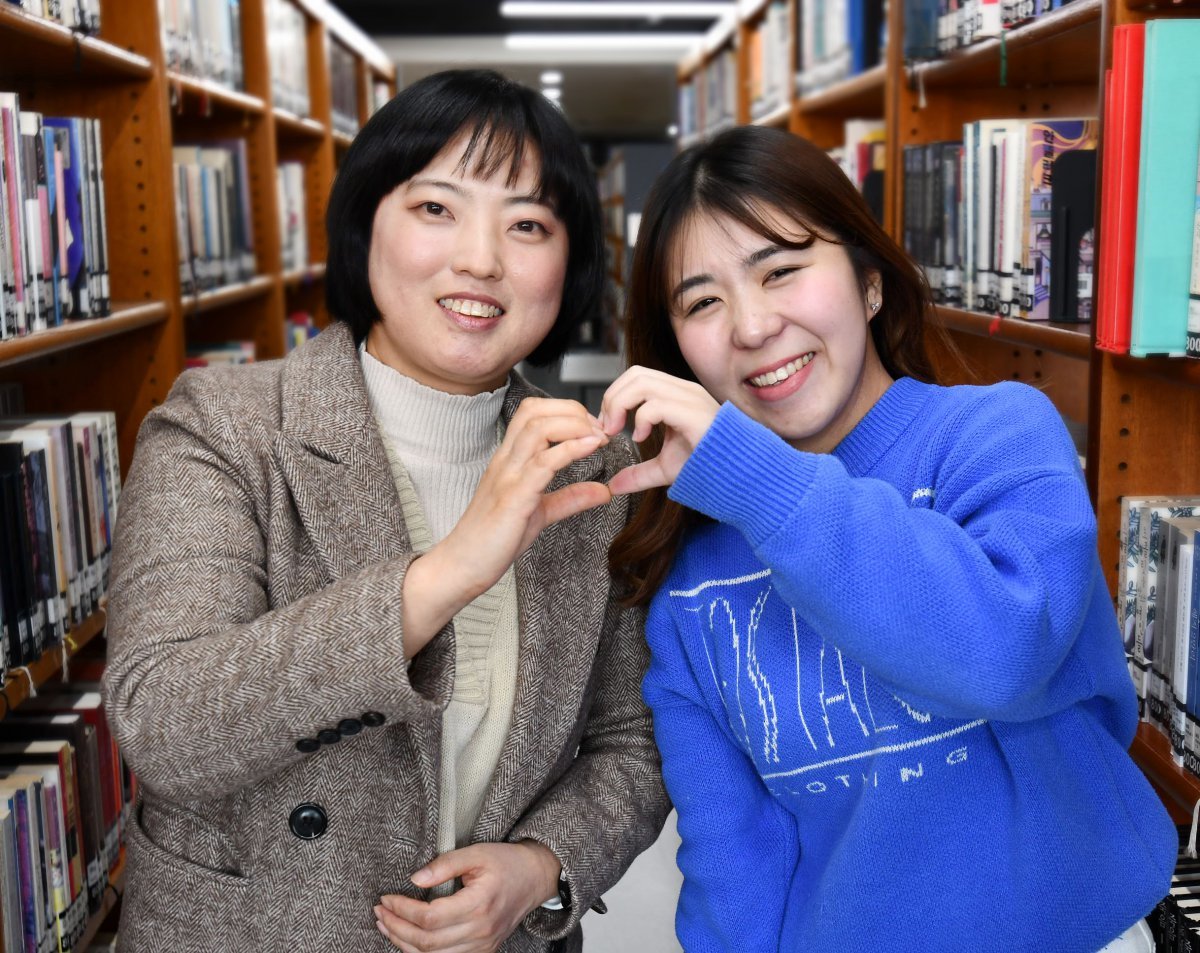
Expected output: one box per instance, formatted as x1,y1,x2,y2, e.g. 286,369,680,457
1188,137,1200,357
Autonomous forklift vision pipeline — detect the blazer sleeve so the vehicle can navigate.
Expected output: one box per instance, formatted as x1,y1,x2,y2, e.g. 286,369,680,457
103,369,449,803
507,459,672,940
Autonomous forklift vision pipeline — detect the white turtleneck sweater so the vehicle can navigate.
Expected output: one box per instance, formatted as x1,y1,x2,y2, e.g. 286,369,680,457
360,346,520,862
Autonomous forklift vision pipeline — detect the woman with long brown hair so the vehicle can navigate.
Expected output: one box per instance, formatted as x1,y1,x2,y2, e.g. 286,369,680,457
602,125,1171,953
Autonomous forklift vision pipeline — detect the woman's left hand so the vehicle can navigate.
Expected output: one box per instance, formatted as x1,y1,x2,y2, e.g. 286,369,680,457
599,365,720,496
375,841,560,952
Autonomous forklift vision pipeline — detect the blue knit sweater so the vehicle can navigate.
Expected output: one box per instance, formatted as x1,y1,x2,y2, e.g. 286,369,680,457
646,376,1176,953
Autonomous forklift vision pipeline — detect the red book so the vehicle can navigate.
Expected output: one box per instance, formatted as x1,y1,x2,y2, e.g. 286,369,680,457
1095,65,1118,347
1096,23,1146,354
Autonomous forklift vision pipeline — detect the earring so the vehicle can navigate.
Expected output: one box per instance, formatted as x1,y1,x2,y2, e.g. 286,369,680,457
870,300,881,314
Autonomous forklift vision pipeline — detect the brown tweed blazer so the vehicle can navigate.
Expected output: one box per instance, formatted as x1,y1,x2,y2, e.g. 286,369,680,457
103,322,669,953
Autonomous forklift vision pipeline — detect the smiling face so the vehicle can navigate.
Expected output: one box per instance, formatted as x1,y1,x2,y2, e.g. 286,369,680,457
364,130,569,395
668,208,893,454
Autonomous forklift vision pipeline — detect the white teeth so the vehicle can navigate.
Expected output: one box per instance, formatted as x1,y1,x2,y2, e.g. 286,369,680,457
438,297,502,318
749,353,814,388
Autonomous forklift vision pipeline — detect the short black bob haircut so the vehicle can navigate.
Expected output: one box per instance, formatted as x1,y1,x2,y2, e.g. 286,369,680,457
325,68,603,367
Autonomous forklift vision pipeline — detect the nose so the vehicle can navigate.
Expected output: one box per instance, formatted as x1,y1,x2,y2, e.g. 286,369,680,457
450,224,503,280
730,298,784,350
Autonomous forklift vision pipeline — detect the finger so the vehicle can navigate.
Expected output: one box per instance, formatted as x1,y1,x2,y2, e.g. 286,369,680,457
507,397,591,435
500,415,606,465
540,481,612,526
375,902,479,953
600,366,691,436
379,894,437,928
608,459,670,496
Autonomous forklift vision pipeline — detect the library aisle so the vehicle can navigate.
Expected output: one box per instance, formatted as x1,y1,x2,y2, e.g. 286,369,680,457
585,813,683,953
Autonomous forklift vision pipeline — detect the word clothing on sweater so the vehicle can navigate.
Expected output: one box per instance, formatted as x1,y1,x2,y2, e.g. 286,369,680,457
645,376,1177,953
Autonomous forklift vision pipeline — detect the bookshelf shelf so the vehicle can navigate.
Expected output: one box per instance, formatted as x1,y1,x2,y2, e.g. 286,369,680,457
283,262,327,287
1106,353,1200,390
752,101,792,127
934,306,1092,360
168,71,266,117
913,0,1102,89
1130,725,1200,823
182,276,276,316
0,7,152,80
0,607,107,720
0,303,171,371
797,63,886,117
274,107,325,140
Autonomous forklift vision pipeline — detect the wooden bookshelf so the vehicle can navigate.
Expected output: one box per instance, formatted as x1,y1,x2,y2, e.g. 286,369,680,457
0,303,169,371
0,608,107,718
672,0,1200,826
0,4,152,80
795,63,886,117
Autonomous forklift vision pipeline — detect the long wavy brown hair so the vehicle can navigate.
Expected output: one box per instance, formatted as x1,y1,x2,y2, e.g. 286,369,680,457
609,125,943,606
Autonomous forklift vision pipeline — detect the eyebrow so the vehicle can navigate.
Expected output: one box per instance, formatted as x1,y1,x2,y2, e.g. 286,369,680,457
407,177,550,209
670,243,789,303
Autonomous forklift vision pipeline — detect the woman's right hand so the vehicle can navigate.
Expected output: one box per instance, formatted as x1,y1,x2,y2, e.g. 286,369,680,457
401,397,611,656
599,365,720,496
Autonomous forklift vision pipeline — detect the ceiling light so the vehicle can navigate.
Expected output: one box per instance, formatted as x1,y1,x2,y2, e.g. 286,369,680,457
543,87,562,99
540,70,563,84
501,2,735,16
506,32,702,50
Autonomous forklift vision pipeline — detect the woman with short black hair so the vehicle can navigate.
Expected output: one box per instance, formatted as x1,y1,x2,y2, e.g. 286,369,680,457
104,69,668,953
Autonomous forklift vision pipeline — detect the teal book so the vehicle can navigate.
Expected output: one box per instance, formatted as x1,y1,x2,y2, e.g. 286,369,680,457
1129,18,1200,358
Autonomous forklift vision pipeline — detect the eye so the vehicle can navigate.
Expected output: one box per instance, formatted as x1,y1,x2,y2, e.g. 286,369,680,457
513,219,549,235
765,266,797,283
420,201,447,216
684,296,719,317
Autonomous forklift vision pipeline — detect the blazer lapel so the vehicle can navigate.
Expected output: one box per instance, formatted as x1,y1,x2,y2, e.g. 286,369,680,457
271,323,450,835
471,378,610,842
272,322,411,578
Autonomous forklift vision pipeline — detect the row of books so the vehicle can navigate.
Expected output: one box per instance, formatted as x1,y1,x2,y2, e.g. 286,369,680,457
172,143,256,297
1,98,111,339
904,0,1081,60
797,0,886,97
830,118,886,223
1094,19,1200,360
277,161,308,275
185,339,256,369
267,0,310,118
158,0,244,92
745,1,791,121
1,0,98,34
0,412,118,678
0,680,132,953
1122,496,1200,781
285,312,317,353
902,117,1098,322
1151,836,1200,953
677,46,737,143
328,38,359,138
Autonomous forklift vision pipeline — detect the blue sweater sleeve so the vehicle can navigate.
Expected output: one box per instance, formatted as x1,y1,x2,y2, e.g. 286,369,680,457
668,385,1100,723
643,597,798,953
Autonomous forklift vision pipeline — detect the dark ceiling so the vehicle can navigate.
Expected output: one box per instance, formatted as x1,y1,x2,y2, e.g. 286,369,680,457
336,1,724,141
334,1,721,36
